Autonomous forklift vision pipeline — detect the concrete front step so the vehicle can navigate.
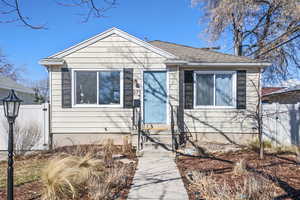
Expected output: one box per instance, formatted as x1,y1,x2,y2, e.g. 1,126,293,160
140,150,175,157
143,142,172,151
131,134,175,146
132,133,178,155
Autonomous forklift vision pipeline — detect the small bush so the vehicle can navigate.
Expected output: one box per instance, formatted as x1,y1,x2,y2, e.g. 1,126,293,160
87,175,110,200
233,159,247,176
235,175,276,200
273,145,300,155
248,138,272,151
186,171,232,200
41,154,104,200
88,166,126,200
122,136,135,158
122,136,130,154
103,139,116,166
186,171,276,200
2,120,41,155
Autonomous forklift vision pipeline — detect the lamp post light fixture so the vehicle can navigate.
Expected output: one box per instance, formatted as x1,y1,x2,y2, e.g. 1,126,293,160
2,89,22,200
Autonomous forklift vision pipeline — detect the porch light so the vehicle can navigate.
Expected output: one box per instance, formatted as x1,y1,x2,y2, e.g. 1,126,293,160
2,89,22,123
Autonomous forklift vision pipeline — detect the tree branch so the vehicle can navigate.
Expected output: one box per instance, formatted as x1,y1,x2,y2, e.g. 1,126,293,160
14,0,45,29
258,34,300,57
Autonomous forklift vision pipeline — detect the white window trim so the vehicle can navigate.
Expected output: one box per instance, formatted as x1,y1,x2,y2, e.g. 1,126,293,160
193,70,237,109
72,68,124,108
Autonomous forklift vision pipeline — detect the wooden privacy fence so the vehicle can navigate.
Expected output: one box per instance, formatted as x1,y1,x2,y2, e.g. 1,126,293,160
0,103,49,151
263,103,300,146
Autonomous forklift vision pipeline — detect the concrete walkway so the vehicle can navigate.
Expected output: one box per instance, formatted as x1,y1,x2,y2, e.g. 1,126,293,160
127,153,189,200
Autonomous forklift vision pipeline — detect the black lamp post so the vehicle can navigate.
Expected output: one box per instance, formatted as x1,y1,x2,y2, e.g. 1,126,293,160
2,89,22,200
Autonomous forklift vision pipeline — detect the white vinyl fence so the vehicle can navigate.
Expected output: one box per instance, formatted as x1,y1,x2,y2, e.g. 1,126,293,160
0,103,49,151
263,103,300,146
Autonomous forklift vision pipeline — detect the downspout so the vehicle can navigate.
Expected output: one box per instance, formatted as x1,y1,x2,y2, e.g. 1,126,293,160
46,66,53,150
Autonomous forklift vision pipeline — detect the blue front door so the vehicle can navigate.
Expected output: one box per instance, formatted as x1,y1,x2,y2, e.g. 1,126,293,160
143,71,167,124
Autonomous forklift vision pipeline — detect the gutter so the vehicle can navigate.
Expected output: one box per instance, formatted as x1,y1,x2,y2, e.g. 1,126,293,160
164,60,271,67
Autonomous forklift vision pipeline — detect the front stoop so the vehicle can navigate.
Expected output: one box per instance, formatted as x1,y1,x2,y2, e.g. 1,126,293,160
131,133,178,156
131,123,181,158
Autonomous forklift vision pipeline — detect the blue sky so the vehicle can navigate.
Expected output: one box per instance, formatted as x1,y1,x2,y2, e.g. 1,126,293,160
0,0,233,82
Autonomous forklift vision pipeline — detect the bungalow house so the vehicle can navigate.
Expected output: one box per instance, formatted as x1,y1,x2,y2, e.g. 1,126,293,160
39,28,270,148
0,76,36,104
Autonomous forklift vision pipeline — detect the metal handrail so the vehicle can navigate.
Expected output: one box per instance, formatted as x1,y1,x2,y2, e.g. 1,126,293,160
170,105,178,151
137,107,142,151
133,104,144,152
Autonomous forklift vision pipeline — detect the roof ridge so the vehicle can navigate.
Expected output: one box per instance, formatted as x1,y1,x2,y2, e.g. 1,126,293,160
149,40,206,50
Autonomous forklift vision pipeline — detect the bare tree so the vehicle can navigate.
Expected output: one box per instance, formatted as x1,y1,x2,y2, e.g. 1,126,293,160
192,0,300,84
27,78,49,103
2,120,41,155
0,0,118,29
0,49,21,80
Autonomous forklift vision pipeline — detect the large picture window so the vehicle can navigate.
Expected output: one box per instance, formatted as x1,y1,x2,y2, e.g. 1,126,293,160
194,71,236,107
74,70,122,106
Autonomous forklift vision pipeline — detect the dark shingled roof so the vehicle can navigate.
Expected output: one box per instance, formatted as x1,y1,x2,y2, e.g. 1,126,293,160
148,40,263,63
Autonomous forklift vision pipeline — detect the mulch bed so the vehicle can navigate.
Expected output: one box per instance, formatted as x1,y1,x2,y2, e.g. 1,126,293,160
0,145,138,200
176,150,300,200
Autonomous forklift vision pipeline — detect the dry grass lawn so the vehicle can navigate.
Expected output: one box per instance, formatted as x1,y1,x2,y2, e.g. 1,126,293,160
0,157,48,188
0,143,137,200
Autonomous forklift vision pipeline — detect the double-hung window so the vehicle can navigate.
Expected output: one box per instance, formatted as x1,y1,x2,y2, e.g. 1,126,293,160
194,71,236,107
74,70,123,107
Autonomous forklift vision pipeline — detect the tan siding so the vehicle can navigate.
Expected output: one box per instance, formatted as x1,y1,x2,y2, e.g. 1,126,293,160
50,33,166,134
76,46,156,53
49,32,261,136
67,52,162,58
168,66,179,107
181,68,260,134
64,57,166,64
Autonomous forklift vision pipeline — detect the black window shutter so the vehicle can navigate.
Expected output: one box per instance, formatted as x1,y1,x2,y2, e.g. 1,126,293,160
184,70,194,109
61,68,72,108
236,70,247,109
123,68,134,108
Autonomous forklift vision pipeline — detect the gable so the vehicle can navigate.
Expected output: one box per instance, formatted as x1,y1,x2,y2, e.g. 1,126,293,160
49,28,176,59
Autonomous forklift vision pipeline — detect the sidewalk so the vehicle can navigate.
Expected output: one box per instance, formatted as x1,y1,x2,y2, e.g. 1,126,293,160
127,153,189,200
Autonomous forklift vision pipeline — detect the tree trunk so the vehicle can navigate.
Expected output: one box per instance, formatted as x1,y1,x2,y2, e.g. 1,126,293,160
234,29,243,56
234,42,243,56
257,72,264,159
258,118,264,159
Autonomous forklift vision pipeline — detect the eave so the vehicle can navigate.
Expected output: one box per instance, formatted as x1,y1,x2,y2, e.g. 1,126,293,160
164,60,271,68
39,58,65,66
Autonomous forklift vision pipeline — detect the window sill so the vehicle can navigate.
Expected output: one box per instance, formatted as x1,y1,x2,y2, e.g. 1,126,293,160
72,104,123,108
193,106,237,109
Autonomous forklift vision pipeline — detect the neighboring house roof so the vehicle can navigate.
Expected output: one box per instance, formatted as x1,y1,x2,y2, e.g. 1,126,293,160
262,87,285,96
264,85,300,96
148,40,266,64
262,85,300,104
0,76,35,94
39,27,271,67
